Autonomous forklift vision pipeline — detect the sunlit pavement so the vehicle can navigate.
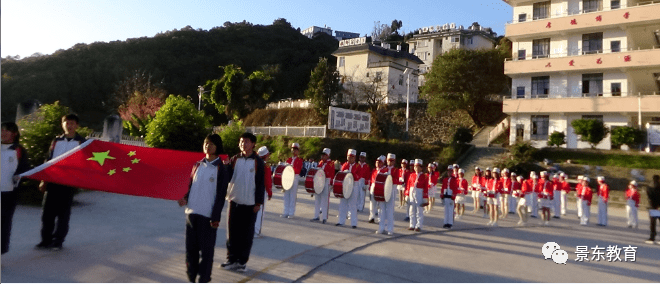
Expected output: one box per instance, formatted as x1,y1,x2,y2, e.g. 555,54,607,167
2,186,659,283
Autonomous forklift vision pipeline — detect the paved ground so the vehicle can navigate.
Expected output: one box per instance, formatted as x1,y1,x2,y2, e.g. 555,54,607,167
2,184,659,283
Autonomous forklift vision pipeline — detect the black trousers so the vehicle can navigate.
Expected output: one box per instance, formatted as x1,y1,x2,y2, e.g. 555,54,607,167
186,214,217,283
2,191,18,254
226,201,258,265
651,216,660,241
41,184,75,245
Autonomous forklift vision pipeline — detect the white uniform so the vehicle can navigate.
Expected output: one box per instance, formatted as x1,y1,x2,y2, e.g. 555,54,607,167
409,175,425,229
377,167,396,234
338,164,359,227
314,177,331,221
443,177,454,226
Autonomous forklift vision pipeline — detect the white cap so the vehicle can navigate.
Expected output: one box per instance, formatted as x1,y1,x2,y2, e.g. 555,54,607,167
322,148,331,155
427,163,434,168
291,142,300,149
360,152,367,157
630,180,637,186
553,174,559,179
560,172,567,177
511,172,517,176
257,146,269,157
377,155,386,162
447,165,454,170
453,164,460,169
597,176,605,181
414,159,423,166
516,176,523,181
540,171,547,176
400,158,408,164
486,167,491,171
475,166,481,171
458,169,465,174
387,153,396,160
584,177,590,182
347,149,357,157
502,168,509,173
493,168,501,174
577,175,584,180
530,171,536,177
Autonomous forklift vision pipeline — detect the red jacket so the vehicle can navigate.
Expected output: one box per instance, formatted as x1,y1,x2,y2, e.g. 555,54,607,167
399,168,411,186
442,176,459,199
370,166,389,185
318,158,335,185
480,176,490,193
576,184,583,198
486,178,502,198
388,166,401,185
407,172,429,199
598,183,610,203
264,165,273,198
341,162,361,181
559,181,571,193
625,188,640,207
456,177,469,195
523,179,535,195
512,180,524,198
539,180,553,200
357,162,371,184
501,177,512,194
581,186,593,206
470,174,482,191
429,171,440,187
286,156,304,175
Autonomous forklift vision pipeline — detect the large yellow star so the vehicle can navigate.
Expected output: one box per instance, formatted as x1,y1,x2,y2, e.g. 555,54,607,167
128,151,136,157
88,151,116,166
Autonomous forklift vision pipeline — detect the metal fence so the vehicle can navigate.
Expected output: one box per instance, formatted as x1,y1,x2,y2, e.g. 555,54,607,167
87,132,148,147
245,125,327,137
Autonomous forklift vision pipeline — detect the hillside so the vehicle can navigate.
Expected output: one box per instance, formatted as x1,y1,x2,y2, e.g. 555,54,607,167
1,19,338,128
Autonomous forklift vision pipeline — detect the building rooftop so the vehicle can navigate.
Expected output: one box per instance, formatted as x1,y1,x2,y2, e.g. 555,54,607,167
332,44,424,65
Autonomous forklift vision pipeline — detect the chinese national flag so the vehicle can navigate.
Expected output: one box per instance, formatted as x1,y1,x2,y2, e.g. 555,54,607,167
19,140,227,201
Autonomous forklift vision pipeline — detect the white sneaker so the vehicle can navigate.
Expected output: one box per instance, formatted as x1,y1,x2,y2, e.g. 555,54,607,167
375,230,383,234
486,221,493,226
517,220,523,225
387,231,394,236
544,221,550,226
491,222,498,227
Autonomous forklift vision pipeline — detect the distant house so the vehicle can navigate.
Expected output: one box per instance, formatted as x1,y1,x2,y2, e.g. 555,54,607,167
301,26,360,41
408,22,498,85
333,37,423,105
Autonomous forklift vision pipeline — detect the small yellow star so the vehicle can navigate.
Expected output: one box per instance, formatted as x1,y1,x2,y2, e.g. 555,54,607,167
108,169,116,176
122,167,132,172
88,151,115,166
128,151,136,157
131,158,140,164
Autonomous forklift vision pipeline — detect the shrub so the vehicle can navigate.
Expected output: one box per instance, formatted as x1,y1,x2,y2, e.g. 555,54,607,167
571,119,609,148
547,131,566,147
510,141,537,164
610,126,645,148
452,127,473,144
217,120,245,157
145,95,211,152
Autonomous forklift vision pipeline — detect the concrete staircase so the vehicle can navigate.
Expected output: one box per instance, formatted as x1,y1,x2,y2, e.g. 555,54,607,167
456,125,508,177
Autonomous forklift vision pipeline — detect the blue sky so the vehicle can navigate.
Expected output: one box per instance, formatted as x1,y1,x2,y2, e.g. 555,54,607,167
1,0,512,58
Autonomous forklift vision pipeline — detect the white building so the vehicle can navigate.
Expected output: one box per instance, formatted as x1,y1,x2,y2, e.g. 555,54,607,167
301,26,333,38
333,38,423,104
503,0,660,150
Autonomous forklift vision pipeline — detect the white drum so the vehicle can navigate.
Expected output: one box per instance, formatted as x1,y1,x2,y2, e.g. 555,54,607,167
333,171,354,199
274,164,296,191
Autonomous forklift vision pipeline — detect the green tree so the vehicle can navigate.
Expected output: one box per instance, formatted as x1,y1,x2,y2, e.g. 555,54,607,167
421,48,508,127
304,57,341,116
547,131,566,147
204,65,276,119
610,126,645,148
571,119,610,148
145,95,211,151
216,121,246,157
18,101,93,167
452,127,474,144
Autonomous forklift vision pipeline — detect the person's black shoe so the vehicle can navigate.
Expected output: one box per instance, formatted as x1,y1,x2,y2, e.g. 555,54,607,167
310,217,320,222
50,243,63,251
352,226,357,229
403,217,410,221
322,219,326,224
368,219,375,223
220,261,237,270
187,273,197,283
335,223,343,226
198,277,211,283
35,241,51,250
552,216,560,219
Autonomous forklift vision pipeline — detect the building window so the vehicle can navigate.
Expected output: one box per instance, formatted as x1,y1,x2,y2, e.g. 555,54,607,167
452,37,460,43
519,13,527,22
610,41,621,53
517,86,526,98
533,1,550,20
375,72,382,81
518,50,527,60
611,0,620,9
582,32,603,54
339,57,345,67
582,73,603,96
366,72,369,77
465,36,473,45
532,38,550,58
583,0,602,12
399,74,404,86
531,76,550,98
611,82,622,96
531,115,550,140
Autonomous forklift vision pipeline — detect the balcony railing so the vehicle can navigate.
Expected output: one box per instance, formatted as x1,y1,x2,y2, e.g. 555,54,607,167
506,46,660,62
506,0,660,24
507,91,659,100
367,61,420,74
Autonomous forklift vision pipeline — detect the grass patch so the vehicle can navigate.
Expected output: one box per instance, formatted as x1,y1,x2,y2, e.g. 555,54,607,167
535,148,660,169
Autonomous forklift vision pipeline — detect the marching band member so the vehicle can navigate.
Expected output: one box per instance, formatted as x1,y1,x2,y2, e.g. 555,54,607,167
481,168,492,218
509,172,518,214
539,174,553,226
337,149,360,228
470,167,483,214
576,175,584,219
454,169,469,220
514,175,527,225
401,160,413,220
254,146,273,237
398,159,409,209
532,171,547,218
500,168,512,218
441,165,454,214
357,152,370,212
526,172,538,218
486,168,503,226
373,155,397,235
559,173,571,216
282,143,303,218
442,167,458,228
625,180,640,229
580,176,593,226
596,176,609,226
426,163,440,213
551,174,561,219
407,159,428,231
311,148,334,224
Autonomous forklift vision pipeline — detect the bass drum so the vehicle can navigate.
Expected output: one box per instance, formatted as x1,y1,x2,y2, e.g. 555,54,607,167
304,168,326,194
273,164,296,191
332,171,354,199
372,173,393,202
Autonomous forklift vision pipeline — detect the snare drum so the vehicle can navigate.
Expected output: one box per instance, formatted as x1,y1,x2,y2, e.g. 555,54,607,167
332,171,354,198
273,164,296,191
373,173,393,202
305,168,326,194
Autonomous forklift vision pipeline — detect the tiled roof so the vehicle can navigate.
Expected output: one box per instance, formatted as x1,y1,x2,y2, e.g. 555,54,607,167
332,44,424,64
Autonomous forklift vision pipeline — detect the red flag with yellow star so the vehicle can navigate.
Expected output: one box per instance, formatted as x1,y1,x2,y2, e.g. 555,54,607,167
18,139,226,200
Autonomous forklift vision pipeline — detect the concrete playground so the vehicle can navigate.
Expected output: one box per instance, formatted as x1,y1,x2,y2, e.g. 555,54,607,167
2,185,659,283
